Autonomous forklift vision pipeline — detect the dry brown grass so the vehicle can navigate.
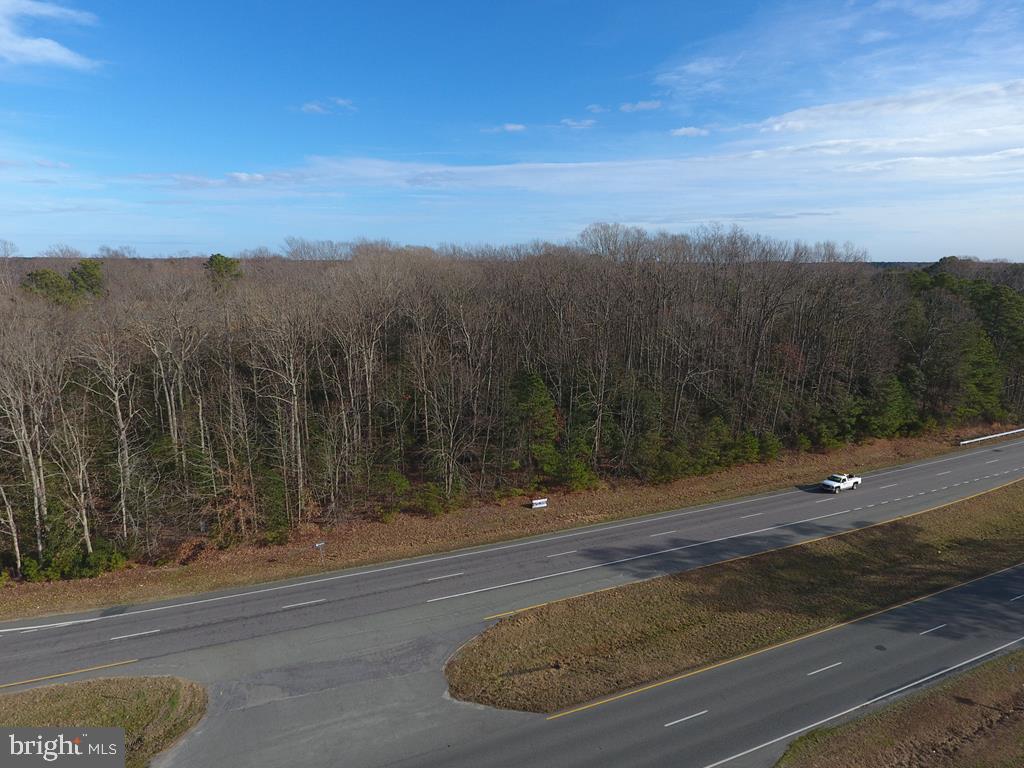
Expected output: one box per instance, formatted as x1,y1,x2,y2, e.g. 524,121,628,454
0,677,206,768
0,425,1011,622
445,477,1024,713
776,650,1024,768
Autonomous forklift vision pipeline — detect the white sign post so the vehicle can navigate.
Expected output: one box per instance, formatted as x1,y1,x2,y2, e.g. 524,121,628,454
314,541,326,567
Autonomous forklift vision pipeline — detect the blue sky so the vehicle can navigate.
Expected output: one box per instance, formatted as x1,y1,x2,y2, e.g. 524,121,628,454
0,0,1022,260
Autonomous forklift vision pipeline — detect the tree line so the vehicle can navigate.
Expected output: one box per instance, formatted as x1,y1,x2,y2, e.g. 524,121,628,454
0,226,1019,581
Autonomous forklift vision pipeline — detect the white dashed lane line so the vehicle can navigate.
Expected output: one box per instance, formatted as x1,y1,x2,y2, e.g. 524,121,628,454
806,661,843,676
920,624,946,635
280,598,326,609
665,710,709,727
110,629,160,641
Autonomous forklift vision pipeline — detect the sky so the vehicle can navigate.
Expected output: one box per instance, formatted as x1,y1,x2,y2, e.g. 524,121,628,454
0,0,1022,260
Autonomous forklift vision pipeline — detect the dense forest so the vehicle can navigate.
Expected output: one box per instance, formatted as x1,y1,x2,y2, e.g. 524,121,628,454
0,225,1020,581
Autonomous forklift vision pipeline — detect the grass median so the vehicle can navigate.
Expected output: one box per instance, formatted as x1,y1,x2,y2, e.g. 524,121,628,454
446,478,1024,713
775,649,1024,768
0,677,206,768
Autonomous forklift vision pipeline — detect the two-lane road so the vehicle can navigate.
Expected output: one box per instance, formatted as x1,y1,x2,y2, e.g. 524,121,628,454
2,439,1023,767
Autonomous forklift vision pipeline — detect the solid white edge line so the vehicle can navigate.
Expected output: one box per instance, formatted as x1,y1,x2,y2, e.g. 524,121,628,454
280,598,326,609
664,709,709,727
427,573,465,582
109,629,160,641
806,661,843,676
699,634,1024,768
1010,594,1024,602
920,624,947,635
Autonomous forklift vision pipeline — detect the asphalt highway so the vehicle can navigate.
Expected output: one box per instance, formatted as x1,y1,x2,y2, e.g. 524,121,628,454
2,439,1023,767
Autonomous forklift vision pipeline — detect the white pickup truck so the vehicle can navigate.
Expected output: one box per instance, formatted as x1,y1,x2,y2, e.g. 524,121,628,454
820,473,862,493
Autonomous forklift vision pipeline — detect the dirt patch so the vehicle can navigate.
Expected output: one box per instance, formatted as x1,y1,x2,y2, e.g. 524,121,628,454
776,650,1024,768
445,477,1024,713
0,425,1014,622
0,676,207,768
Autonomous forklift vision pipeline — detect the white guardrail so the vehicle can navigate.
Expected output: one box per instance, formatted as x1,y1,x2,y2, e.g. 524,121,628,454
958,427,1024,446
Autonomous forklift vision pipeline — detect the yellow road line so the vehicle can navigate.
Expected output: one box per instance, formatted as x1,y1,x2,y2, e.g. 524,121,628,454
0,659,137,690
544,476,1024,720
483,587,619,621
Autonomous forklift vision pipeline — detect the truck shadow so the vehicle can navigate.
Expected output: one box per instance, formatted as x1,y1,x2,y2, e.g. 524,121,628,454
566,519,1024,644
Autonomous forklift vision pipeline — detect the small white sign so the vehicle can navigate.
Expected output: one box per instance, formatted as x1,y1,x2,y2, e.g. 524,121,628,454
531,498,548,509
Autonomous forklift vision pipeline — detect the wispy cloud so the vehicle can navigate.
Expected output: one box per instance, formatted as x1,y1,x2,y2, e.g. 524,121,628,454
876,0,981,21
619,99,661,113
561,118,595,129
755,79,1024,135
0,0,97,70
585,103,607,113
670,126,709,137
859,29,894,44
482,123,526,133
299,96,356,114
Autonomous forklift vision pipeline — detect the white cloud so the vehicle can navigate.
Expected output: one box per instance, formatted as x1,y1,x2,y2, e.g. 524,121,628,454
859,29,895,43
0,0,97,70
585,103,607,113
876,0,981,21
756,79,1024,135
134,77,1023,219
670,126,709,137
561,118,595,129
299,96,356,115
679,57,728,76
619,100,661,113
226,172,266,183
482,123,526,133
